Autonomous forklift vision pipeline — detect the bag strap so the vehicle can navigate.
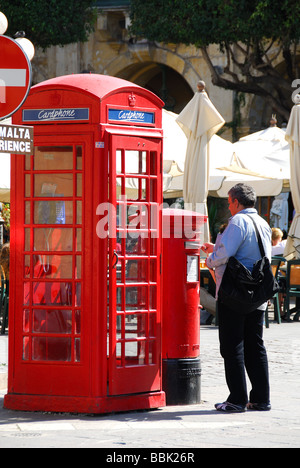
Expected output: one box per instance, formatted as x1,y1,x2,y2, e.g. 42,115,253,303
245,214,266,258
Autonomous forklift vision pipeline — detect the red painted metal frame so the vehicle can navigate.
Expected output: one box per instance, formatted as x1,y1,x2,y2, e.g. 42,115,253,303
4,73,165,414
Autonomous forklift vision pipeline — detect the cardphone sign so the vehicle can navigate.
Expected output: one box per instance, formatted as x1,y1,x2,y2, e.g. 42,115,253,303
0,35,32,120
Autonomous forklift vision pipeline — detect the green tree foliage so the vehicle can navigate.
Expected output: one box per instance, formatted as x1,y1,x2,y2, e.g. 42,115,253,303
130,0,300,120
0,0,97,50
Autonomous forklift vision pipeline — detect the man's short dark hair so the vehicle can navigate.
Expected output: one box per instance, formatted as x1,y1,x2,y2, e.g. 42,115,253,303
228,183,257,208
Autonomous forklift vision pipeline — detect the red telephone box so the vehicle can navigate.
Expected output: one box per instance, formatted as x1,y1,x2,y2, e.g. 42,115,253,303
4,74,166,413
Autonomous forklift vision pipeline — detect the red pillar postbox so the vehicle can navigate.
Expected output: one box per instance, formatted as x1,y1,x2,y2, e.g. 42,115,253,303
162,209,207,405
4,74,166,414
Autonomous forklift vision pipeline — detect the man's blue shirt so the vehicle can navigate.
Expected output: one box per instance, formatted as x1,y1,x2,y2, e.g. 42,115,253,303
206,208,272,298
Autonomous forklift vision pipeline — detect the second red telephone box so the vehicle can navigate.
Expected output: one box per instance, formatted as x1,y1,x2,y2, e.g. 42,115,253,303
4,74,165,414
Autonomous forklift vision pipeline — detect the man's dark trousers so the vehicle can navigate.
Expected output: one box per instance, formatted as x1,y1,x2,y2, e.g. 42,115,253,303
217,301,270,406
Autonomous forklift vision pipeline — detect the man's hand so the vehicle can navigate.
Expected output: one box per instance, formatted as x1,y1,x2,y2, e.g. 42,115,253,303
201,242,214,255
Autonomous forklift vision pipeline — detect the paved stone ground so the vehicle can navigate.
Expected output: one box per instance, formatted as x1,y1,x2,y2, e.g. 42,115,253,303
0,317,299,449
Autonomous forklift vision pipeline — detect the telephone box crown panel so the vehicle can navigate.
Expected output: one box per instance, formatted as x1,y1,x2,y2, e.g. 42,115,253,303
14,73,164,128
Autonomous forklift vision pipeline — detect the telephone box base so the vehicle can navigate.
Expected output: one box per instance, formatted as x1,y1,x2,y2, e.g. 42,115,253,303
4,391,166,414
162,358,201,406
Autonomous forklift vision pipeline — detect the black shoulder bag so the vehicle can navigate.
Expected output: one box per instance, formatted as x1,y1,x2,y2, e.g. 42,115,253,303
218,215,280,314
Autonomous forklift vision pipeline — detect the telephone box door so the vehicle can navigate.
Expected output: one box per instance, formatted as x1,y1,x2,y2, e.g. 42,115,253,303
108,133,162,395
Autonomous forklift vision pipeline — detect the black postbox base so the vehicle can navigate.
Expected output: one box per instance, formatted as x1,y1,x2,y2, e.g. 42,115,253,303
162,357,201,406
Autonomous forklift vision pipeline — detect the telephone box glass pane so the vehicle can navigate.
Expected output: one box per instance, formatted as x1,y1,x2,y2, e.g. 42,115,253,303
149,341,156,364
34,228,73,251
126,236,147,256
116,150,123,174
25,154,31,170
25,201,30,224
76,201,82,224
32,309,72,333
125,150,146,174
23,337,29,360
127,204,148,228
76,229,82,251
125,341,146,366
24,256,30,278
75,338,81,362
34,174,73,198
25,174,31,197
76,174,82,197
23,309,30,333
34,201,73,224
126,259,148,283
32,255,73,279
34,146,73,170
126,286,147,311
124,313,146,338
32,337,72,361
21,143,83,368
32,282,73,306
76,146,82,170
76,256,82,279
25,228,30,251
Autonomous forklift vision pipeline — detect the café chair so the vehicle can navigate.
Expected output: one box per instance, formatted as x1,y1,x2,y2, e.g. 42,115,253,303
265,256,285,327
283,259,300,321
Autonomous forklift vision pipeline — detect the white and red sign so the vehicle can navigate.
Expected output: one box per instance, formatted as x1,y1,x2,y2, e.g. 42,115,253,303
0,35,32,120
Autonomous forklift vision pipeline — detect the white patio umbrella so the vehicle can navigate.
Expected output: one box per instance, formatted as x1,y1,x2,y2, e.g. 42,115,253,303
176,82,225,241
162,111,287,199
284,103,300,259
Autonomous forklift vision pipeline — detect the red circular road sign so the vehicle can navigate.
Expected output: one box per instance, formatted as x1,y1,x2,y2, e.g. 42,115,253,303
0,35,32,120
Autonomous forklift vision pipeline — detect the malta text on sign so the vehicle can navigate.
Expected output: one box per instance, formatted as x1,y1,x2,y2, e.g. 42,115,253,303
0,123,34,155
0,35,32,120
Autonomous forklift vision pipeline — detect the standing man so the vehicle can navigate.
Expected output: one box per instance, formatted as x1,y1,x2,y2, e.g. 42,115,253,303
202,183,272,413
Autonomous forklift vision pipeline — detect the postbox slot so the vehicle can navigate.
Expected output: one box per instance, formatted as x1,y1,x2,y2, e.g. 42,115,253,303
185,241,201,250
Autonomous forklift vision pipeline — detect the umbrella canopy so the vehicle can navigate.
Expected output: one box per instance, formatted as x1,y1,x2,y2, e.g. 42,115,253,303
232,125,290,182
284,104,300,259
176,84,225,240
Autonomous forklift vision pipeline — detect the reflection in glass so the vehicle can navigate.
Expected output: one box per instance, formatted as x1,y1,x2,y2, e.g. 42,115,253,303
32,337,72,361
32,255,72,279
25,174,31,197
126,259,148,283
34,174,73,198
23,337,29,360
32,282,73,306
33,309,72,333
34,228,73,252
34,201,72,224
23,309,30,333
125,313,146,338
125,286,147,311
76,146,82,170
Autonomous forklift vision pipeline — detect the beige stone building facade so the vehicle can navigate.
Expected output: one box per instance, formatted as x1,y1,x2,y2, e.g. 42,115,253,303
31,2,235,140
31,1,294,142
